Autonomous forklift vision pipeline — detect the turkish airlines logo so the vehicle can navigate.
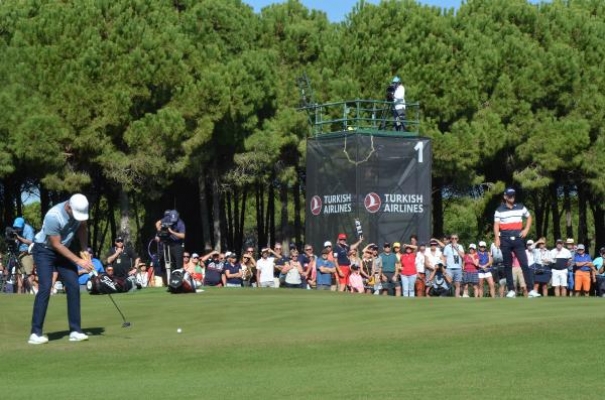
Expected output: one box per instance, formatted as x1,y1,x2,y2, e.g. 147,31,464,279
310,195,322,216
364,192,381,213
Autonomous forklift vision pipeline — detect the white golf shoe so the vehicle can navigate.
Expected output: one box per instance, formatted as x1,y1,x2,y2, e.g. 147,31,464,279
69,331,89,342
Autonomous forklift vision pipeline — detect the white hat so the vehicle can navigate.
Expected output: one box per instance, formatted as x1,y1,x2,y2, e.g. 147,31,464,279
526,240,534,245
69,194,89,221
469,243,476,249
478,241,487,247
323,241,332,247
224,251,232,258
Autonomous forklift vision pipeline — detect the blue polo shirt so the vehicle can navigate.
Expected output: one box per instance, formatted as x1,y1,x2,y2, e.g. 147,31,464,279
315,257,335,286
334,244,350,266
574,253,593,272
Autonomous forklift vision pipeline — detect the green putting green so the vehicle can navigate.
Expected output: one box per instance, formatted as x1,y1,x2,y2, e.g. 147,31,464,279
2,289,604,399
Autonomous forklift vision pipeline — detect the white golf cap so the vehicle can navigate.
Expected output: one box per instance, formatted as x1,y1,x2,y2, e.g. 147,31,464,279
469,243,476,249
323,241,332,247
478,241,487,247
69,194,89,221
526,240,534,245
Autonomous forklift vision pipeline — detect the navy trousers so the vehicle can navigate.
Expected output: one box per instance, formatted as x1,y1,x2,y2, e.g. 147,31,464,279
31,244,82,336
500,236,534,292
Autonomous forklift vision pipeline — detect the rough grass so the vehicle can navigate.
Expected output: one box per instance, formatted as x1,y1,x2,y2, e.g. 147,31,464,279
2,289,604,399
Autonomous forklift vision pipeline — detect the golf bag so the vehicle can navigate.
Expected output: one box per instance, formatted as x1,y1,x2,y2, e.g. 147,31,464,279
88,274,133,294
167,269,195,294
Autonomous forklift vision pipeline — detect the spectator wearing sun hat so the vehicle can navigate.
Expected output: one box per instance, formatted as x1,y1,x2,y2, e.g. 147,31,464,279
424,239,445,296
531,237,552,297
550,239,572,297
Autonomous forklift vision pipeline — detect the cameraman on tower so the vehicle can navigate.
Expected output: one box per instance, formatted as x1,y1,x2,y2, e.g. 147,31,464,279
11,217,35,293
155,209,186,278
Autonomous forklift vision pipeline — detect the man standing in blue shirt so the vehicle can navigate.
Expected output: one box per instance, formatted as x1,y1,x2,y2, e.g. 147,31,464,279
29,194,94,345
12,217,35,293
315,248,336,290
379,243,400,296
573,244,595,297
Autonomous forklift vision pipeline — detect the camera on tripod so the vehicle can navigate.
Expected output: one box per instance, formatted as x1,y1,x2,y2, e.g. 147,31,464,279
4,227,18,249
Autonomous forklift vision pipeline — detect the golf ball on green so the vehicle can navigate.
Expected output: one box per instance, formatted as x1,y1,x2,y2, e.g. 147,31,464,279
177,328,182,333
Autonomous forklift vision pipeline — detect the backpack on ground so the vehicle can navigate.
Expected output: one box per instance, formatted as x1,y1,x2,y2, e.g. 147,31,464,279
168,269,195,294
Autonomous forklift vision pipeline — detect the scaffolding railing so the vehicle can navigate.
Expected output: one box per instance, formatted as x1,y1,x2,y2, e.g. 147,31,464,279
299,99,420,137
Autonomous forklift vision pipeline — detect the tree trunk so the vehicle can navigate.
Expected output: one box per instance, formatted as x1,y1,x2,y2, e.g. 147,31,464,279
293,170,302,247
256,180,265,248
119,187,130,243
237,186,248,252
550,183,561,242
226,189,233,249
590,197,605,256
198,171,212,250
577,185,588,248
563,184,573,240
267,174,275,247
432,178,444,239
211,165,221,251
279,181,289,245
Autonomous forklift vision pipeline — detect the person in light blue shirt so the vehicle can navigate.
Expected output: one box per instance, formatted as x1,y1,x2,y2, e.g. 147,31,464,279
593,247,605,297
12,217,35,292
78,248,105,291
29,194,94,345
315,248,336,290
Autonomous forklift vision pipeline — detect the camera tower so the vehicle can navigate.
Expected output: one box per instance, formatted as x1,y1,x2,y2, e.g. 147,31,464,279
298,75,431,250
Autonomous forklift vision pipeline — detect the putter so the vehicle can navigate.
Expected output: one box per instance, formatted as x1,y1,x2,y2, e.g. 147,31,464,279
107,292,131,328
88,267,131,328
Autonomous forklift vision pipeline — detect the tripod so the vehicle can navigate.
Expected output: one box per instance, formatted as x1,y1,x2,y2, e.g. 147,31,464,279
162,241,173,284
1,247,32,294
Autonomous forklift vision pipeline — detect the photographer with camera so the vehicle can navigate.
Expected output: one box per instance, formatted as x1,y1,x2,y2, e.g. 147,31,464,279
155,209,186,276
428,262,453,297
9,217,35,293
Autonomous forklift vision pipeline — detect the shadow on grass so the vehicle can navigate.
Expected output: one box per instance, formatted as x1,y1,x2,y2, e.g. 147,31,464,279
47,327,105,341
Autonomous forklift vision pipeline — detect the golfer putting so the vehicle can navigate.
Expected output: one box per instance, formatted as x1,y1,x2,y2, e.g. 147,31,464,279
28,193,95,344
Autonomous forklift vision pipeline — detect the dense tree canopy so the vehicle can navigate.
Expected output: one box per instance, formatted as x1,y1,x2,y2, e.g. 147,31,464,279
1,0,605,256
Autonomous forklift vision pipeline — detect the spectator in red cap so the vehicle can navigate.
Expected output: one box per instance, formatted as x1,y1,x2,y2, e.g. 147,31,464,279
333,232,363,291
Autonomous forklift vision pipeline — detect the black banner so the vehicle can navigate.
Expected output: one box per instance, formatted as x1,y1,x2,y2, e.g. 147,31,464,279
305,133,432,250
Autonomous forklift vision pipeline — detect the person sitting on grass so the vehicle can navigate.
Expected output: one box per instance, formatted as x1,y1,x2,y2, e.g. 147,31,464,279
428,262,452,297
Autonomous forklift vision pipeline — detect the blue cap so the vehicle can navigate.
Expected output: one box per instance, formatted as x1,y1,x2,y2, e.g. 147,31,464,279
392,76,401,83
13,217,25,229
504,188,516,197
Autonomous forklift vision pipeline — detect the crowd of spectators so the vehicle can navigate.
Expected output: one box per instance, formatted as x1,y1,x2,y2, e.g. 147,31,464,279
146,233,605,298
3,218,605,298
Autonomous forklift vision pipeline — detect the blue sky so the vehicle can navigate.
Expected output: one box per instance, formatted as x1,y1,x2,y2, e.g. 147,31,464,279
246,0,461,22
